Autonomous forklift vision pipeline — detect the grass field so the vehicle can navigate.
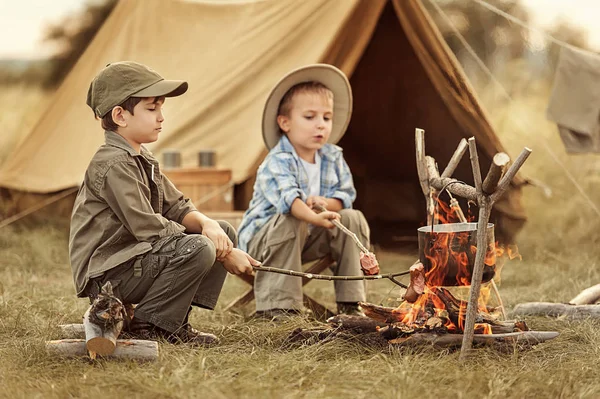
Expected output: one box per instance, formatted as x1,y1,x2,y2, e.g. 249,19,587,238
1,67,600,399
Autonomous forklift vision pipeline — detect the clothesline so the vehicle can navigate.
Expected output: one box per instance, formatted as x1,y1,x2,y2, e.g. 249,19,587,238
426,0,600,220
474,0,597,56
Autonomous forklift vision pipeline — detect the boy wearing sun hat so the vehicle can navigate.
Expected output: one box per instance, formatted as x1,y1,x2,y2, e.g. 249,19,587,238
237,64,371,319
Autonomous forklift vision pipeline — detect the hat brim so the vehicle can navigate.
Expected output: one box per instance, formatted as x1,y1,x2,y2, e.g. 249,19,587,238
132,79,188,98
262,64,352,150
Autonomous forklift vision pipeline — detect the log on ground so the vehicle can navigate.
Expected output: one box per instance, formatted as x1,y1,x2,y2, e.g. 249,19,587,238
513,302,600,319
45,339,158,362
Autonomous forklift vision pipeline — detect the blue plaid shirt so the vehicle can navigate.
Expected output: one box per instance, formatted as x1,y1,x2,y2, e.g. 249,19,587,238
238,135,356,252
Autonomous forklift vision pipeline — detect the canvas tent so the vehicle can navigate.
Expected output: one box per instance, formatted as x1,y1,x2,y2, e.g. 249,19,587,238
0,0,526,241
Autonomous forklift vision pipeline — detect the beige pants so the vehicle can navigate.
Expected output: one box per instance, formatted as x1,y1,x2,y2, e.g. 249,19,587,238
247,209,369,311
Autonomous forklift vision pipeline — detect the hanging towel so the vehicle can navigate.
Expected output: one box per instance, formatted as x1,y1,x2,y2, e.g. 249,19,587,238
546,46,600,153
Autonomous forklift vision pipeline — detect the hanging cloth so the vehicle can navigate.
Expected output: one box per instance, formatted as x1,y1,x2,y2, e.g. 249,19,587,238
546,46,600,153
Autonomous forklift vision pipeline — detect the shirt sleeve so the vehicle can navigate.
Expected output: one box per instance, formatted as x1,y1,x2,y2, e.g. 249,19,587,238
98,160,185,242
330,155,356,209
161,172,197,223
257,154,305,214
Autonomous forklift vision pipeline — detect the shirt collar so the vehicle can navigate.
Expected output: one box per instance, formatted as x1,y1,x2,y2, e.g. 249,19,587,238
272,134,342,161
104,130,155,160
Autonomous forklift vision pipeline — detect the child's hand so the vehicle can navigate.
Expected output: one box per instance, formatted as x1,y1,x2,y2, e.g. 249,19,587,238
312,211,340,229
220,248,260,275
306,196,328,209
201,219,233,259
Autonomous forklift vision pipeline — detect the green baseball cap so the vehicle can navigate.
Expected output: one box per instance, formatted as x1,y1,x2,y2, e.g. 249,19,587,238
86,61,188,117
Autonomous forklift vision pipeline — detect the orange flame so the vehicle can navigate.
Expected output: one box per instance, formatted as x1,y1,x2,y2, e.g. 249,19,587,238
396,198,521,335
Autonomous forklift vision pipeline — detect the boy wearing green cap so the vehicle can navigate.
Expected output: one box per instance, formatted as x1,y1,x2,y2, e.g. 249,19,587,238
70,61,260,346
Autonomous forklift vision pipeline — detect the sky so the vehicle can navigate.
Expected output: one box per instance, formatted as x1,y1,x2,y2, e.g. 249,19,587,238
0,0,599,59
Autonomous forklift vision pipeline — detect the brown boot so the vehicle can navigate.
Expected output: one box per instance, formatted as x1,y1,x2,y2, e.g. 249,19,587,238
166,324,220,346
124,317,219,346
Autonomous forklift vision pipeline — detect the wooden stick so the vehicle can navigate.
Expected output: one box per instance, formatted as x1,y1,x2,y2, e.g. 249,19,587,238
426,156,440,224
489,280,507,320
468,137,483,195
252,264,409,288
460,198,492,361
429,177,478,201
313,204,370,254
482,153,510,194
491,147,532,202
513,302,600,318
441,138,468,179
570,284,600,305
46,339,158,362
415,128,429,196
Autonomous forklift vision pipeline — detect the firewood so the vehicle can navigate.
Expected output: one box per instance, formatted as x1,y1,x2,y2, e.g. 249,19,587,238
45,339,158,362
84,281,126,357
327,314,388,333
59,324,85,339
513,302,600,318
388,331,559,347
570,284,600,305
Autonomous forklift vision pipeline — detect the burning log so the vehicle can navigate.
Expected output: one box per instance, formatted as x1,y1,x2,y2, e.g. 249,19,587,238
570,284,600,305
513,302,600,319
327,314,388,333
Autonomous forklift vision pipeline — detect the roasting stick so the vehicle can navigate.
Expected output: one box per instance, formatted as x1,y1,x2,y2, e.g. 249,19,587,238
313,204,370,254
446,190,507,320
252,264,409,288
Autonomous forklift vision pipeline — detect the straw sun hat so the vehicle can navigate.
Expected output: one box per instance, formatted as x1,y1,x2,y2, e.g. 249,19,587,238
261,64,353,149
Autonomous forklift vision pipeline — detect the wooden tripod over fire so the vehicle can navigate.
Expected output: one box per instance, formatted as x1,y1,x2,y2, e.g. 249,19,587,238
415,128,531,360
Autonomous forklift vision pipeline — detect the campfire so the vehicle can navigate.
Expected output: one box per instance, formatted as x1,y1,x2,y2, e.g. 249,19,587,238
285,131,558,355
358,196,528,342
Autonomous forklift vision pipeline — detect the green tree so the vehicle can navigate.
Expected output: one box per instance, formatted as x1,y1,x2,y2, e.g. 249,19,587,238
43,0,117,88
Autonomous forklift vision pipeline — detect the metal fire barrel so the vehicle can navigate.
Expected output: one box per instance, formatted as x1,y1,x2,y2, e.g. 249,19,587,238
417,222,495,287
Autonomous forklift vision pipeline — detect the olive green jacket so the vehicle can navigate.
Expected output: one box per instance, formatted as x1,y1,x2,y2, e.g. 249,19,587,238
69,130,196,296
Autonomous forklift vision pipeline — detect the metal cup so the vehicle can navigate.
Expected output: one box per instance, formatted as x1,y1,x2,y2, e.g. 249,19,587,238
163,150,181,170
198,150,216,167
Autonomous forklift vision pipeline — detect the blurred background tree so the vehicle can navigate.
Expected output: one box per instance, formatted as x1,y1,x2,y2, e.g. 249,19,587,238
43,0,117,88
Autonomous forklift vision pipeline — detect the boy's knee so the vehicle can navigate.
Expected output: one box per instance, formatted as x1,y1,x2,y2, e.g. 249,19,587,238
339,209,366,226
179,234,216,267
217,220,238,247
274,214,307,233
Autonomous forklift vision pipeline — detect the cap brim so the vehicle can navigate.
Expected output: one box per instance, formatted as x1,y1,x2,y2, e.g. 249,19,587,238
131,79,188,98
262,64,352,149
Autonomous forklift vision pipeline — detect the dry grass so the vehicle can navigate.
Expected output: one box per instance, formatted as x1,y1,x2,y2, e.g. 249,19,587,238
1,66,600,398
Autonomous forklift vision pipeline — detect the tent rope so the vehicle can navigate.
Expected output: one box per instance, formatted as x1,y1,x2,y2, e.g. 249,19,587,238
0,187,79,230
427,0,600,220
474,0,597,55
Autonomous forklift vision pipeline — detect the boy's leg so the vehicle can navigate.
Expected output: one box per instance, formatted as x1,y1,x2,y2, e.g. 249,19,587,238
302,209,368,303
249,214,308,312
99,233,217,333
190,220,233,310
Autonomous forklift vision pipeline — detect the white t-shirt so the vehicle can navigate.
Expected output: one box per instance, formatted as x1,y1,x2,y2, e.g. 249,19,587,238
300,153,321,198
300,153,321,233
